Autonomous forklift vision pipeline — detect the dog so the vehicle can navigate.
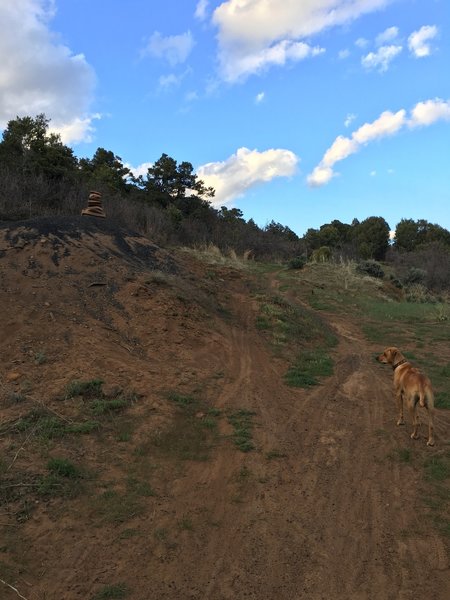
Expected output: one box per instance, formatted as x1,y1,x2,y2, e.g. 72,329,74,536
376,347,435,446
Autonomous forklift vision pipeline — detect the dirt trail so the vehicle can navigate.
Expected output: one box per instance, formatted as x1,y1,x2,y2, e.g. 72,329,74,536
127,287,449,600
1,221,448,600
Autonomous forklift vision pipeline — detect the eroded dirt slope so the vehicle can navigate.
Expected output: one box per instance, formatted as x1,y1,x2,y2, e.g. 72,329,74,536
0,217,449,600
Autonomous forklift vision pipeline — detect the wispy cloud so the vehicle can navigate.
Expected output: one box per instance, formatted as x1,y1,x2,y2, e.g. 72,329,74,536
344,113,356,127
361,44,402,72
197,147,299,206
308,98,450,187
408,25,438,58
355,37,369,48
141,31,195,66
255,92,265,104
195,0,209,21
217,39,325,82
212,0,392,82
375,26,399,46
0,0,97,144
338,49,350,59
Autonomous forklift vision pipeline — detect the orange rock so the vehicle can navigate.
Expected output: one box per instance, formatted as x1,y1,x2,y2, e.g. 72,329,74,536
5,371,21,382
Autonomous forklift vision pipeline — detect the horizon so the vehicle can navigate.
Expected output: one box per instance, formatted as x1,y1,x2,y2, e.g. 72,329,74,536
0,1,448,236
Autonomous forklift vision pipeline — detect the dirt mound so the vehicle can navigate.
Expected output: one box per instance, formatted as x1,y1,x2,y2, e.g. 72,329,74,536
0,218,449,600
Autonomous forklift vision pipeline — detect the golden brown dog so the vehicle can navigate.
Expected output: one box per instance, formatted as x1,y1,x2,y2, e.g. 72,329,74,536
377,347,435,446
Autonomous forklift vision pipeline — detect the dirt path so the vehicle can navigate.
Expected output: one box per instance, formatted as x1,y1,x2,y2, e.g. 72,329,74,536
104,281,447,600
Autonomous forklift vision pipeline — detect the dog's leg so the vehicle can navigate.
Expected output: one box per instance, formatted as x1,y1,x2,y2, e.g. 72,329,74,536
419,392,426,408
426,405,435,447
408,402,420,440
396,390,404,426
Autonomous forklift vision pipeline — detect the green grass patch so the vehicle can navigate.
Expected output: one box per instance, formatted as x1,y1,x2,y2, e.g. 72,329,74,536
13,409,101,440
266,450,287,460
255,293,337,363
92,489,144,524
167,392,196,407
424,455,450,482
65,378,104,399
92,583,129,599
435,392,450,410
149,391,221,461
126,477,156,498
388,448,412,463
227,409,256,452
90,397,130,416
285,349,333,387
38,457,85,498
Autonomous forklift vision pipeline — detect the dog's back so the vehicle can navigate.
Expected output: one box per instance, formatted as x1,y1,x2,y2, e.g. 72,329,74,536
395,363,434,408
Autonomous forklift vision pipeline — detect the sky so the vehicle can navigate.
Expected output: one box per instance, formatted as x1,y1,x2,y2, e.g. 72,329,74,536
0,0,449,236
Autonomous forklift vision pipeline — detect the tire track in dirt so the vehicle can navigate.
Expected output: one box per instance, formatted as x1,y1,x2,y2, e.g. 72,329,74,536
172,288,449,600
28,273,447,600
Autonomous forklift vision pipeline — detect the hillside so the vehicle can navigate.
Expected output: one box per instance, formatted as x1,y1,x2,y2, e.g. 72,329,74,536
0,217,449,600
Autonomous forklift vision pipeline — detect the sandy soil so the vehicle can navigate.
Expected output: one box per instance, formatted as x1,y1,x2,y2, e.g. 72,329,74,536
0,217,448,600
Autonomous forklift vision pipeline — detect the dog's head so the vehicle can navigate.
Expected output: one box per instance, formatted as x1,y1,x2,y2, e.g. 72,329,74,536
376,347,401,365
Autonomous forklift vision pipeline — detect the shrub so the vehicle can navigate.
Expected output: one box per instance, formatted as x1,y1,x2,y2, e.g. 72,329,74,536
403,267,426,285
356,260,384,279
287,256,306,270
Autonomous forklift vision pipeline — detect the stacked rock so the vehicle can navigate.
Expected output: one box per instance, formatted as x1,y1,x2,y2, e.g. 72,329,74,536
81,191,106,218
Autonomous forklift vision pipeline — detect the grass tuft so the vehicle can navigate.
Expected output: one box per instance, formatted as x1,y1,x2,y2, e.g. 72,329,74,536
92,583,129,599
228,409,256,452
284,350,333,387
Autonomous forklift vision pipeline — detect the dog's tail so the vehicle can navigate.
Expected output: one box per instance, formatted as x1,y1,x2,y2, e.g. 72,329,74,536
419,387,434,409
419,391,426,407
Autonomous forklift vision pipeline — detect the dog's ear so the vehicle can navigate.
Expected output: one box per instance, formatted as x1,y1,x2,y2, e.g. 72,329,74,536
389,347,400,363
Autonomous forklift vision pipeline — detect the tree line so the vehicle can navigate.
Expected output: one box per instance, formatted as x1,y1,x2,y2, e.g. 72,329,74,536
0,114,449,279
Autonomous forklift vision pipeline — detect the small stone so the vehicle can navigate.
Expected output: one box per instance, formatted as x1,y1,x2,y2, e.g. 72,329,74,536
6,371,21,382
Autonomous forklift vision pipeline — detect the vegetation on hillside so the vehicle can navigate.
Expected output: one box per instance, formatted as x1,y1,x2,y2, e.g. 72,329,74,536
1,114,449,288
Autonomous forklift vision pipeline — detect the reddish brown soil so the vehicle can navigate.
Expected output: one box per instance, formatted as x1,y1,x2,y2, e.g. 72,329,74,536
0,217,449,600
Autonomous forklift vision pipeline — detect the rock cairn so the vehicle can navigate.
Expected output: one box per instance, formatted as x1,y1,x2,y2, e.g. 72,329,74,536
81,191,106,218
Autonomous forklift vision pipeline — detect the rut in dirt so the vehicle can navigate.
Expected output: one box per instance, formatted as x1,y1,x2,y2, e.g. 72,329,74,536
141,290,449,600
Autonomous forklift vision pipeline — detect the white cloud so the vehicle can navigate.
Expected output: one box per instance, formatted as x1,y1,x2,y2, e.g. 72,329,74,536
255,92,265,104
195,0,209,21
307,165,335,187
338,49,350,59
361,44,402,72
308,109,406,186
370,170,377,176
213,0,391,81
409,98,450,127
308,99,450,186
158,73,181,89
322,135,358,167
141,31,195,66
185,91,199,102
49,114,101,145
375,26,399,46
0,0,97,144
344,113,356,127
408,25,438,58
126,162,153,179
218,39,325,82
355,37,369,48
197,147,299,206
352,109,406,143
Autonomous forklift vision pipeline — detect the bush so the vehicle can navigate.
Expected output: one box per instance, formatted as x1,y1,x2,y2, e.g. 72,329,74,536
287,256,306,270
403,267,426,285
356,260,384,278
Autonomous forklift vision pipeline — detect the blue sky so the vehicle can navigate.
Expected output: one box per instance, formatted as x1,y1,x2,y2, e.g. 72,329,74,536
0,0,448,236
